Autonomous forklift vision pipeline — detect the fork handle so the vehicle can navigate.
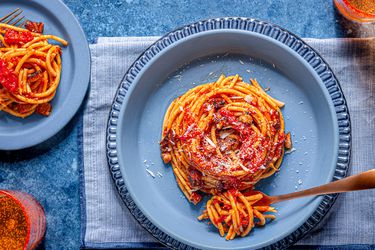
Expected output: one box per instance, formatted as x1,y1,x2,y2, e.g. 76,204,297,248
270,169,375,204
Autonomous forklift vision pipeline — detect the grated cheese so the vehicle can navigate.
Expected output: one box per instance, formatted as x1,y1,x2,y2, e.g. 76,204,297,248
230,96,243,100
186,124,194,134
146,169,156,178
285,148,296,154
205,137,216,148
219,130,233,139
244,95,253,103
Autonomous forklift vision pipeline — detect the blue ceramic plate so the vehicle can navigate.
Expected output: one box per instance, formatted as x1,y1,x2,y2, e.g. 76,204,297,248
0,0,90,150
107,18,351,249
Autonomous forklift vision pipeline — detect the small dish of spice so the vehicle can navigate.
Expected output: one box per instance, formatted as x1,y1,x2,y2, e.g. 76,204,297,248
0,190,46,250
334,0,375,22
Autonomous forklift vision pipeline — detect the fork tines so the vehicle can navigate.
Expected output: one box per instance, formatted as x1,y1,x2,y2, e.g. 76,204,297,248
0,8,26,27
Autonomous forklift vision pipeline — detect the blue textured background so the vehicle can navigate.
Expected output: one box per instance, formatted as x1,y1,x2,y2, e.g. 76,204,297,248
0,0,366,249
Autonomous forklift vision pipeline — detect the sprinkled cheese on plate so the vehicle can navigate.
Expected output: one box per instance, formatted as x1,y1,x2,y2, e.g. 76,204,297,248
146,169,155,178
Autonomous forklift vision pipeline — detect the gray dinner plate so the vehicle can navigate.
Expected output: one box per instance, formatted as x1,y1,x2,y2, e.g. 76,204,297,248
106,18,351,249
0,0,90,150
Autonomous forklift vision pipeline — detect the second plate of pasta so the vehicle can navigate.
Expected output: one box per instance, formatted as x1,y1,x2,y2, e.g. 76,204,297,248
0,0,90,150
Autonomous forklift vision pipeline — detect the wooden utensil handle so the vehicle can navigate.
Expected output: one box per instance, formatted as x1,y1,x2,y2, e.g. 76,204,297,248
271,169,375,203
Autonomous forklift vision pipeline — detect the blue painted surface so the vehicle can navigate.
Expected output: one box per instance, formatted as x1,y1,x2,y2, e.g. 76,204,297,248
64,0,347,43
0,0,352,249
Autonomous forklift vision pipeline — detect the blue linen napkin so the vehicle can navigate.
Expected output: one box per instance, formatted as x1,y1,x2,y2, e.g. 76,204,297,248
81,37,375,248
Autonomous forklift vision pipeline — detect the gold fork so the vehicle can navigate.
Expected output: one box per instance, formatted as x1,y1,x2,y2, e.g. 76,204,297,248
0,8,26,27
253,169,375,206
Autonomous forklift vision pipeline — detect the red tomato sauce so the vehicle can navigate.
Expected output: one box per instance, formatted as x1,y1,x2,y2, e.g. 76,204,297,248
0,59,18,93
4,29,33,46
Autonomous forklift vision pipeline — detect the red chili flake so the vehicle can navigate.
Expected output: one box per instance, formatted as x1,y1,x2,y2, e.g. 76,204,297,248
239,213,249,227
25,20,44,33
0,59,18,93
210,97,226,109
188,168,203,188
215,215,227,224
190,192,202,205
9,57,20,66
4,29,34,45
228,188,239,197
212,199,220,205
222,204,231,210
36,103,52,116
15,104,34,114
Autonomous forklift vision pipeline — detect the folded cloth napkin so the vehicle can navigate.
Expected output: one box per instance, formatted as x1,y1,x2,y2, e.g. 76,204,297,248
81,37,375,248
